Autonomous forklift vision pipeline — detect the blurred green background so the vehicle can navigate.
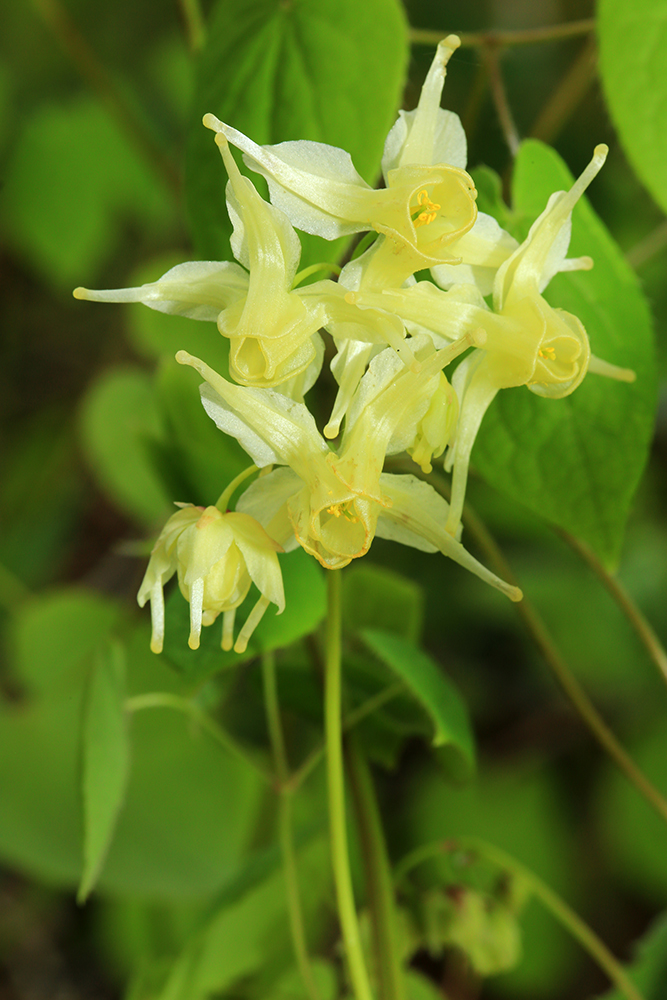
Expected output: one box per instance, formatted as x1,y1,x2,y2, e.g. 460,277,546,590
1,0,666,998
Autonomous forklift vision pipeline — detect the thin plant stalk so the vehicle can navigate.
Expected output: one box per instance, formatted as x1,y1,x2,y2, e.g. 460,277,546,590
325,569,374,1000
410,20,596,50
288,682,405,793
30,0,180,198
125,692,272,783
261,652,322,1000
529,35,597,144
178,0,206,52
459,502,667,828
346,736,404,1000
480,44,520,156
395,838,645,1000
560,530,667,689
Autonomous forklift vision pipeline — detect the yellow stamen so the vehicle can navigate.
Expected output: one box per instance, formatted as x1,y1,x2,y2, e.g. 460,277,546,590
411,189,441,228
326,502,359,523
539,346,557,360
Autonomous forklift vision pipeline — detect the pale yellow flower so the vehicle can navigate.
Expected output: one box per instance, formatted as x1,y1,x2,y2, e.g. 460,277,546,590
203,114,478,268
138,503,284,655
175,346,521,602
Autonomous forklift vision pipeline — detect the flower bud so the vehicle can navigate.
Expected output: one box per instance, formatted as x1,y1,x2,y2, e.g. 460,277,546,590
138,504,284,655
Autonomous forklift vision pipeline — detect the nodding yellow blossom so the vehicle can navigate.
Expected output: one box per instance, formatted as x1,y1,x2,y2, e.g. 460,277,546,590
203,114,478,265
443,144,636,535
174,347,521,602
137,504,284,655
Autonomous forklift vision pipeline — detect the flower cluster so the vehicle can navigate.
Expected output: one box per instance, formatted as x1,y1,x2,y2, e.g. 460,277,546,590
75,35,635,650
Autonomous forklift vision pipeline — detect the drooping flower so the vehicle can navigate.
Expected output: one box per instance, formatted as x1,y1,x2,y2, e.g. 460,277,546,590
346,145,636,536
174,346,521,602
138,503,285,655
203,112,478,267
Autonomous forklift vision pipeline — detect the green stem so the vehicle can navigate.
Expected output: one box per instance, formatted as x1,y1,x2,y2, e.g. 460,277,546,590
480,44,520,156
125,692,272,783
216,464,259,512
292,262,342,288
261,652,322,1000
626,219,667,270
409,19,595,50
288,682,405,792
395,839,645,1000
560,530,667,691
529,35,597,144
177,0,206,52
458,503,667,828
29,0,180,199
325,570,374,1000
346,737,404,1000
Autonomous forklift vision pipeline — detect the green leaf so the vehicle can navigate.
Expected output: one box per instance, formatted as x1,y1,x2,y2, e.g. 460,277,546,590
157,834,331,1000
79,640,130,902
80,367,172,526
469,165,514,231
598,0,667,215
474,139,656,565
342,563,424,642
597,911,667,1000
186,0,408,267
10,589,122,697
0,96,173,290
360,629,475,777
162,548,326,680
0,610,263,896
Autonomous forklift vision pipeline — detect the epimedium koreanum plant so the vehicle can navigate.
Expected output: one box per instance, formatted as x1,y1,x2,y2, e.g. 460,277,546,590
74,34,635,654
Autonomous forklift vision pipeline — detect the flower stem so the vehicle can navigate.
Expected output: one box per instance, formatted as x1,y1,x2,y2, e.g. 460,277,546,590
410,20,595,50
261,652,322,1000
177,0,206,52
288,682,405,793
459,503,667,828
325,569,374,1000
559,530,667,691
29,0,181,199
125,692,272,783
216,464,259,512
395,839,645,1000
346,736,404,1000
480,44,520,156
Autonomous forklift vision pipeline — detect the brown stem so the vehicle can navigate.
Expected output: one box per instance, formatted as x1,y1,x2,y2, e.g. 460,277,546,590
30,0,181,200
480,44,520,157
559,530,667,691
530,36,598,144
410,20,596,50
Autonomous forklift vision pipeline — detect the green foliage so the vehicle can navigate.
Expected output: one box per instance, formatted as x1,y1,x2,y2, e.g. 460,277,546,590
361,630,475,778
403,760,579,995
342,564,424,642
185,0,409,267
598,0,667,215
0,96,173,290
79,367,172,526
10,589,123,696
598,720,667,904
419,886,522,976
0,591,263,896
154,835,331,1000
474,141,655,565
598,911,667,1000
79,640,130,902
